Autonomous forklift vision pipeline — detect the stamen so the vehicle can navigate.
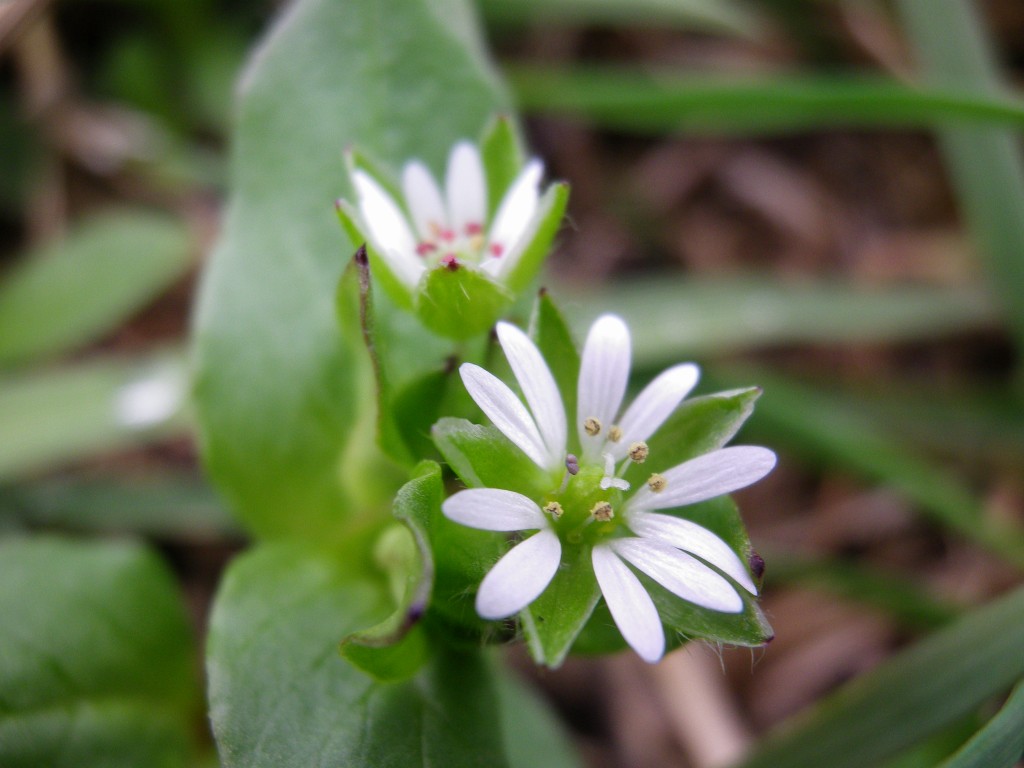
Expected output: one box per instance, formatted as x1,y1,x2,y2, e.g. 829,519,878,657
468,234,485,253
416,242,437,256
465,222,483,236
583,417,602,437
627,442,649,463
543,501,564,519
440,254,460,271
608,425,623,443
565,454,579,475
489,243,504,258
439,228,455,242
591,501,614,522
647,473,667,493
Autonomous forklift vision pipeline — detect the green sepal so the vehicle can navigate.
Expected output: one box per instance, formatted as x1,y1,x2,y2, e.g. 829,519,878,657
503,181,570,295
340,463,441,681
520,542,602,668
480,115,526,220
433,416,553,497
529,289,580,434
626,386,762,488
415,264,513,339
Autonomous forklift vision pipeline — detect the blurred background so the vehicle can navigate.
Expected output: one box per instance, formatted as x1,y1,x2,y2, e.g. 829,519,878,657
1,0,1023,766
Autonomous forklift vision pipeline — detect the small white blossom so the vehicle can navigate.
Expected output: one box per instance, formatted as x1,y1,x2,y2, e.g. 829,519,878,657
442,315,776,663
350,141,545,290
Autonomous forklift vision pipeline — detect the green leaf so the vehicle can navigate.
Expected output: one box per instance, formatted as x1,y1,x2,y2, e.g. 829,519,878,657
0,211,193,368
511,67,1024,135
0,536,198,768
2,474,237,538
0,350,189,481
898,0,1024,359
192,0,509,538
529,290,580,429
562,277,997,365
480,115,526,220
340,462,443,681
736,584,1024,768
208,541,518,767
433,416,553,498
939,679,1024,768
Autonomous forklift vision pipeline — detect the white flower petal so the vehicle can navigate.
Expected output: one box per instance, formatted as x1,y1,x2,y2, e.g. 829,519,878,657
443,489,548,532
476,529,561,619
460,363,549,470
352,170,424,288
402,161,447,242
483,160,542,268
611,363,700,461
628,511,757,594
592,544,665,663
577,314,631,461
628,446,777,513
445,141,486,236
610,538,743,613
496,322,566,468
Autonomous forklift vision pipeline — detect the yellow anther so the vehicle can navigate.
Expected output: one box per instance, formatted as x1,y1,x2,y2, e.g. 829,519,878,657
628,442,649,463
608,425,623,443
543,501,564,519
647,473,667,493
584,417,602,437
591,501,615,522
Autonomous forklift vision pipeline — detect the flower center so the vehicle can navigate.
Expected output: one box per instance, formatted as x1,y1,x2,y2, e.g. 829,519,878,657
415,220,504,270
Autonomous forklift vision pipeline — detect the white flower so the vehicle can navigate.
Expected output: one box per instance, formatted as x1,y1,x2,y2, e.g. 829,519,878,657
350,141,545,290
442,315,777,663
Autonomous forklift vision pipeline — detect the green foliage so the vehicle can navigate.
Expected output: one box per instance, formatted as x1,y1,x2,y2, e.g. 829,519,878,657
0,350,189,481
737,584,1024,768
208,540,576,767
0,537,199,768
192,0,509,538
0,212,192,368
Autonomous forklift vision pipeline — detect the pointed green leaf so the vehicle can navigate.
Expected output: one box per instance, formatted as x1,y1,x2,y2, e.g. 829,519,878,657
939,679,1024,768
0,537,198,768
433,416,553,497
192,0,509,538
480,115,526,220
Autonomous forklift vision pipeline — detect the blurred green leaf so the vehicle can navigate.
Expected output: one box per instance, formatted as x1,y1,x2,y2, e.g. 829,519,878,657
713,367,1024,567
0,536,198,768
0,211,192,368
561,277,997,363
899,0,1024,359
478,0,759,36
192,0,510,539
496,668,583,768
0,350,189,481
736,583,1024,768
511,68,1024,135
1,474,236,538
939,679,1024,768
208,540,578,767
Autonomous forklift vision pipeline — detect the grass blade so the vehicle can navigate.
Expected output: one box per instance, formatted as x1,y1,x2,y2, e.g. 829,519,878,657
511,68,1024,135
736,584,1024,768
897,0,1024,356
939,680,1024,768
